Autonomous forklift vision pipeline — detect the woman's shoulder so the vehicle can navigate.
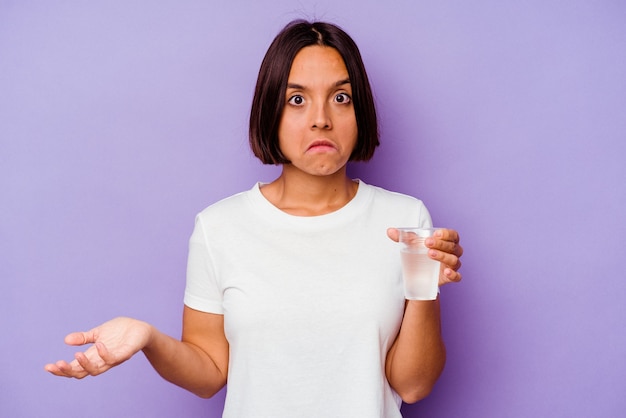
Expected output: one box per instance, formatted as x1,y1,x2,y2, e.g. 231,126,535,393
361,181,425,207
195,184,258,222
359,181,431,225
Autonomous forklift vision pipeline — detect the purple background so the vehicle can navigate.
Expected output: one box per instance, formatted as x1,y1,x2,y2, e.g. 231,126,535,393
2,1,625,417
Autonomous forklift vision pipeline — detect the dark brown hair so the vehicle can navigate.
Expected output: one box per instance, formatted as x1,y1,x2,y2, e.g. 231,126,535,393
249,20,379,165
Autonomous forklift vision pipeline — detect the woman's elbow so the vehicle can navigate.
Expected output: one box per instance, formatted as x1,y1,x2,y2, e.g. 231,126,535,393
397,382,435,404
192,384,225,399
188,376,227,399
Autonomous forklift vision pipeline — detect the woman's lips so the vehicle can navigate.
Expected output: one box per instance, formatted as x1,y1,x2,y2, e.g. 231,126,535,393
307,140,336,151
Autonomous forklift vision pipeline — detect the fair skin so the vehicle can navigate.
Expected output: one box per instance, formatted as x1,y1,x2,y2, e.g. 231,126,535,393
44,45,463,404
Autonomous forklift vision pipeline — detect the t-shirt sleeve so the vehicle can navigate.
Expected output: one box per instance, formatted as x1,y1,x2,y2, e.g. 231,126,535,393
418,200,433,229
183,215,224,314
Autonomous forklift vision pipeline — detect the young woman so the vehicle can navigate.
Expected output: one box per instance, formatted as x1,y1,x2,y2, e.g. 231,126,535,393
45,20,463,417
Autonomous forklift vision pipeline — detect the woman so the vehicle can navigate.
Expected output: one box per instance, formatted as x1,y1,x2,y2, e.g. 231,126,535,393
45,20,463,417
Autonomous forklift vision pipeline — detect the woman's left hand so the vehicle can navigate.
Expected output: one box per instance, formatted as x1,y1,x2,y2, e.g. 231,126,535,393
387,228,463,286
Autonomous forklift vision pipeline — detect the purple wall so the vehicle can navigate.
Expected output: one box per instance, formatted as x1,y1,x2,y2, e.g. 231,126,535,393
2,1,625,417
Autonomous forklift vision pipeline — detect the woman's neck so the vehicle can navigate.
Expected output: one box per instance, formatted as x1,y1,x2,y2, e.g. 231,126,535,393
260,165,358,216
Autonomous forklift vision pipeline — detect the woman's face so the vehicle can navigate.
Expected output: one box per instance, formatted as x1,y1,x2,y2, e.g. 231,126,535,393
277,46,358,177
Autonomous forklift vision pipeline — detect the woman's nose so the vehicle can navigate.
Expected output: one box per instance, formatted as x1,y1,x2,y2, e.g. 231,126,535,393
311,102,331,129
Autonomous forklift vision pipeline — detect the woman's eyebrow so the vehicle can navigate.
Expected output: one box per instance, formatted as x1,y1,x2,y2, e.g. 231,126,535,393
286,79,351,90
286,83,305,90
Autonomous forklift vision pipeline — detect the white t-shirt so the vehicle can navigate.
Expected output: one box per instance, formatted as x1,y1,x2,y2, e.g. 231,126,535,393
184,180,432,417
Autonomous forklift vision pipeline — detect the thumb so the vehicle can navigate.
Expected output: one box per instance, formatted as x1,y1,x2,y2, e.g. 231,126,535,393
64,331,92,346
386,227,399,242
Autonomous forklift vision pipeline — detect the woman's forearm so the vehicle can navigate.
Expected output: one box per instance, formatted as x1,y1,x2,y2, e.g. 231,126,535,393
142,324,228,398
385,298,446,403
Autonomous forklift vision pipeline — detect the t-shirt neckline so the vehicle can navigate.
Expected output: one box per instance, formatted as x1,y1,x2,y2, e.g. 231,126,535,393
248,179,371,227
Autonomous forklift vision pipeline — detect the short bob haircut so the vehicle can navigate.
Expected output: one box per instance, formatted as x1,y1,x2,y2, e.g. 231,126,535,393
249,20,379,165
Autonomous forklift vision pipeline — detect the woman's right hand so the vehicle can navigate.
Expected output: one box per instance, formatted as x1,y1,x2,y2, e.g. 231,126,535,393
44,317,153,379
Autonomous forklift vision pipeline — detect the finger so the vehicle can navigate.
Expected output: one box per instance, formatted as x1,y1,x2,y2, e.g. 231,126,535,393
74,351,103,376
386,228,399,242
427,247,461,268
426,236,463,257
44,362,68,377
64,359,90,379
94,341,116,365
435,228,460,244
45,359,88,379
441,267,462,284
64,331,92,346
74,342,116,376
426,239,461,256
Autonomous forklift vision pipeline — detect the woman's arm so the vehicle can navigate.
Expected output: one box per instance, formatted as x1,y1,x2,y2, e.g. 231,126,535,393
385,228,463,403
143,306,229,398
45,306,229,398
385,298,446,403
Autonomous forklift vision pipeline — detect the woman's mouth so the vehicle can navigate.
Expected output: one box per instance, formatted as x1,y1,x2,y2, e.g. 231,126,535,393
307,140,336,152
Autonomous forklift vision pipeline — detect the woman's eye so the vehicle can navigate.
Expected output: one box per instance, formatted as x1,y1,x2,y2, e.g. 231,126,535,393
334,93,351,104
288,95,305,105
